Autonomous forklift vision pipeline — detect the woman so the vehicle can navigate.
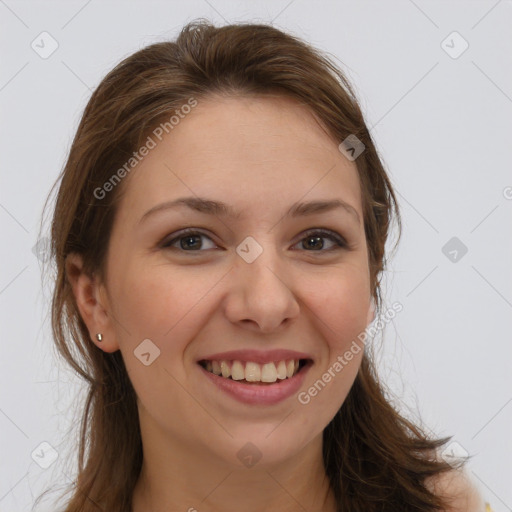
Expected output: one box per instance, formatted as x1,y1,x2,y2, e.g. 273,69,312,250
43,20,490,511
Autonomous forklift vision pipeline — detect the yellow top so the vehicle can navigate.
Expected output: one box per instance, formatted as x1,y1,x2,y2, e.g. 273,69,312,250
485,503,493,512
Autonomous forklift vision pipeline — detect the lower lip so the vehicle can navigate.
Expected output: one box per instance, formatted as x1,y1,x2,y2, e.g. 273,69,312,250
198,362,312,405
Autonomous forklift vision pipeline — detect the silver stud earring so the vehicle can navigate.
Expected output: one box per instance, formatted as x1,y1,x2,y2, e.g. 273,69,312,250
96,333,103,342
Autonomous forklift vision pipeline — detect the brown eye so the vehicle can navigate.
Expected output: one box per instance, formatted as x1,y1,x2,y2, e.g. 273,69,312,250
161,229,217,251
160,228,347,254
294,229,347,252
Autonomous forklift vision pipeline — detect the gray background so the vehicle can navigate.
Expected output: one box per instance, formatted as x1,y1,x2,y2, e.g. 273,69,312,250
1,1,511,510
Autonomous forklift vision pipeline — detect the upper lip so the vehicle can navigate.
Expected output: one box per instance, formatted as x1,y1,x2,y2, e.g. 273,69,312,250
197,349,313,365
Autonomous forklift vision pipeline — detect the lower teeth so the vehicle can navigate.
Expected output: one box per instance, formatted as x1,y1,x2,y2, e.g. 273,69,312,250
234,378,285,384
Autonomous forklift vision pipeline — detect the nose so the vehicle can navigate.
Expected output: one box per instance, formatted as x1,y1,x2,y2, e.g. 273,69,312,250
223,244,300,333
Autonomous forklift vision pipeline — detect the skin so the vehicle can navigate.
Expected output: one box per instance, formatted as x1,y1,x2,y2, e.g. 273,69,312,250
66,94,379,512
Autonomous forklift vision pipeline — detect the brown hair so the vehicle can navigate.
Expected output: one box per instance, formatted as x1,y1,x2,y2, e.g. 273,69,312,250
39,19,458,512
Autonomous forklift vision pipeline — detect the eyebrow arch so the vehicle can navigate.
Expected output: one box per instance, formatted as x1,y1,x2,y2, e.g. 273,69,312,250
139,196,361,225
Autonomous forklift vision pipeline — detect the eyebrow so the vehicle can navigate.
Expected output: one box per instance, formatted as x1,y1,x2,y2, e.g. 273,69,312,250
139,196,361,225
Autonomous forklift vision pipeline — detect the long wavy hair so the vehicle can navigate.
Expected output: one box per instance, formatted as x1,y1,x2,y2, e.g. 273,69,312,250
38,20,457,512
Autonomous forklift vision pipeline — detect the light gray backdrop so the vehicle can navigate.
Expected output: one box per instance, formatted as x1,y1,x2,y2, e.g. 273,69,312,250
1,1,511,511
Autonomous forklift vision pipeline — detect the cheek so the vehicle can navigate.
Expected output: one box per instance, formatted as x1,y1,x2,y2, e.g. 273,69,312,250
111,257,173,327
109,260,222,354
302,264,371,350
296,264,369,416
108,263,209,418
296,273,368,431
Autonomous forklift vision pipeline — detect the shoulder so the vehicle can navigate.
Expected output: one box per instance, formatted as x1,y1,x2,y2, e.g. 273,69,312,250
425,468,486,512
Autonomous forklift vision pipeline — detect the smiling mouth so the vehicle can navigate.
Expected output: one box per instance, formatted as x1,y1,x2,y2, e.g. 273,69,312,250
198,358,311,384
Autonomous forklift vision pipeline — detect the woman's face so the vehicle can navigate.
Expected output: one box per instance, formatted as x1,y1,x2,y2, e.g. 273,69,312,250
96,95,373,468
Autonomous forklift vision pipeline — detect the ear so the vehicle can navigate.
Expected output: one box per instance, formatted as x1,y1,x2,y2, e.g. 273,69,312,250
366,297,376,325
65,253,120,353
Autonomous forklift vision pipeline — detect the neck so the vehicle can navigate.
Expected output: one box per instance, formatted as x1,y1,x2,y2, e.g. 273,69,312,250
131,408,336,512
133,464,336,512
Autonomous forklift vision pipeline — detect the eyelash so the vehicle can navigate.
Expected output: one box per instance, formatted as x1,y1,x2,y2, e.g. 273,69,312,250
160,228,348,253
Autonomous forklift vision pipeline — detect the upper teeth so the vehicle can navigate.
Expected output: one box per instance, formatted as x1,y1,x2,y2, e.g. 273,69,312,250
203,359,300,382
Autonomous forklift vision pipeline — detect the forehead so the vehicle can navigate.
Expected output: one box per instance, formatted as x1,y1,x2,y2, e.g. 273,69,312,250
116,94,363,225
